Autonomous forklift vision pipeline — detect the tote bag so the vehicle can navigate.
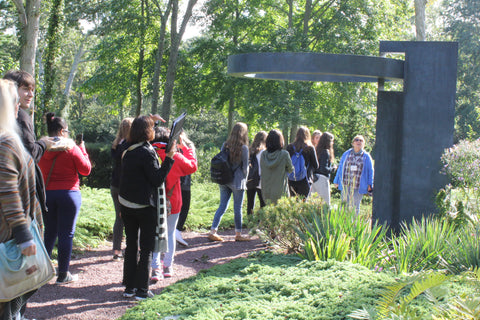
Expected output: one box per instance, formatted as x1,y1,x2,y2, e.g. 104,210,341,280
0,219,55,302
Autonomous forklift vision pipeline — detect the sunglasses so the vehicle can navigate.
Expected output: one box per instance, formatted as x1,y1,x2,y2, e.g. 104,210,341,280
354,138,364,142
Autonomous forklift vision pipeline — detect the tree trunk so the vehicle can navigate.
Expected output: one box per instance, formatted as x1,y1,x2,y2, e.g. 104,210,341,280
161,0,198,124
135,0,147,116
151,0,173,114
61,37,87,116
415,0,428,41
228,97,235,133
11,0,41,76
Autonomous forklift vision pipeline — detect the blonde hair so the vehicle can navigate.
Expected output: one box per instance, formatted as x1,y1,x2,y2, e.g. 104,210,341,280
0,79,28,160
225,122,249,163
0,79,20,136
112,117,134,149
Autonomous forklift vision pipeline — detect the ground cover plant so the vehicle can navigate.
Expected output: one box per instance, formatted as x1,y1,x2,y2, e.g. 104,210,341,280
120,253,400,320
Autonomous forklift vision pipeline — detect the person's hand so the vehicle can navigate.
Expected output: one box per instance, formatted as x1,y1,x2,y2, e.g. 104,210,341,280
149,114,166,123
21,243,37,256
367,185,373,192
40,136,56,149
334,183,338,188
166,141,176,159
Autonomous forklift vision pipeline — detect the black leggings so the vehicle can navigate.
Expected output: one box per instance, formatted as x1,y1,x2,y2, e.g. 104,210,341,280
246,188,266,215
288,177,310,199
176,189,191,231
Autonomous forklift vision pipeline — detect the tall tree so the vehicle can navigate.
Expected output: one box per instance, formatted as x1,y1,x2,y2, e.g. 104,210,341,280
41,0,64,112
10,0,41,75
415,0,428,40
150,0,173,114
161,0,198,124
442,0,480,141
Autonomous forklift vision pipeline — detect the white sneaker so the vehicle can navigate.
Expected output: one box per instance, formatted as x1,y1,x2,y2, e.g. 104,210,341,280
175,229,188,246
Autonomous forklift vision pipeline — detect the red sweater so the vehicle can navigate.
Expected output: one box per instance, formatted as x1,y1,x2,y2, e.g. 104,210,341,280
39,142,91,191
152,142,197,214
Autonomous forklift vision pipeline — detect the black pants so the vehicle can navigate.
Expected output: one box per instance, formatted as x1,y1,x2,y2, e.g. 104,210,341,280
288,177,310,199
121,205,156,297
177,189,191,231
246,188,266,215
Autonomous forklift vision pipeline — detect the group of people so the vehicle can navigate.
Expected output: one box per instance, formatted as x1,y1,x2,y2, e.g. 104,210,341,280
208,123,374,241
109,115,198,300
0,69,375,316
0,70,91,319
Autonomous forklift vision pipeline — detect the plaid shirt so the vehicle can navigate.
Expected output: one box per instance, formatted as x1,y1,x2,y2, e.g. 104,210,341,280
343,151,364,190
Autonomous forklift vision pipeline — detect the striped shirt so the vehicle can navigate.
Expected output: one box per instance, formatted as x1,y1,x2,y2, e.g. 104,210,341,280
0,134,42,244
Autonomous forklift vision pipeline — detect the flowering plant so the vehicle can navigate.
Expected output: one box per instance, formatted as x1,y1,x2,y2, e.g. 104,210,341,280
441,139,480,188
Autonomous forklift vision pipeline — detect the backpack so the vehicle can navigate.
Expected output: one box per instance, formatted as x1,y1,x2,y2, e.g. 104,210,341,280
246,153,260,189
288,146,307,181
210,148,234,185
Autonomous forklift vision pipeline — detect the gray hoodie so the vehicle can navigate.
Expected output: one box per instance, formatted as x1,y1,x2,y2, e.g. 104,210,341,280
260,149,294,204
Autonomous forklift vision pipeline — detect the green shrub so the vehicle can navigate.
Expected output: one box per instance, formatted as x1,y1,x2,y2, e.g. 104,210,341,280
82,143,112,188
248,197,321,253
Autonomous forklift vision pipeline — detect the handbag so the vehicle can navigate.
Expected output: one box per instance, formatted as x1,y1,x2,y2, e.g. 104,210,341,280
0,219,55,302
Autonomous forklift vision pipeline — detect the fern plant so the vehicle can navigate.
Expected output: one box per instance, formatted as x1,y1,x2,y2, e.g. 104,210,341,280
349,271,451,320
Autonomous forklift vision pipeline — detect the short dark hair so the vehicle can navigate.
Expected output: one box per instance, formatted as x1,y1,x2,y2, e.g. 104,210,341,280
152,126,169,143
3,70,35,89
45,112,67,136
128,116,154,143
266,129,284,153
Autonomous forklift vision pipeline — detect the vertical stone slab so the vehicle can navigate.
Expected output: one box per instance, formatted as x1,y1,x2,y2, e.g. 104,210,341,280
373,42,458,230
373,91,403,229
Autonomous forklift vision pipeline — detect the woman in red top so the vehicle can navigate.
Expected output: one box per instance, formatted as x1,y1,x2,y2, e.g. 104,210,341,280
150,127,197,281
39,113,91,284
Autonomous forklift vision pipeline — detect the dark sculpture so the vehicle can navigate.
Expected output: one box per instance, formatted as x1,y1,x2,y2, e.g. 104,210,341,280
228,41,458,231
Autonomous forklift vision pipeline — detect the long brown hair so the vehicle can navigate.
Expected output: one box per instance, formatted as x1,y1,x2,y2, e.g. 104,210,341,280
112,117,134,149
316,132,335,162
128,116,154,144
293,126,312,151
225,122,248,163
249,131,267,156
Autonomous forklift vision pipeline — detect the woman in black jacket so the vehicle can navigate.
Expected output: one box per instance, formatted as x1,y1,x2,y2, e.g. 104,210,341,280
311,132,336,205
118,115,174,300
286,126,319,199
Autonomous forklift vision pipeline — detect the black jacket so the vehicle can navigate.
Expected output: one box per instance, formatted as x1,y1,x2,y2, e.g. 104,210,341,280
17,108,48,215
119,142,174,207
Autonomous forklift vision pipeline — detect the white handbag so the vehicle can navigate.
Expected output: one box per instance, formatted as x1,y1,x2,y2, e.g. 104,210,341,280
0,219,55,302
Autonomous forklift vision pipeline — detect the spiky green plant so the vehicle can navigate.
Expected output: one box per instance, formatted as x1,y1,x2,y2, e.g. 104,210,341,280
385,216,457,274
446,224,480,273
296,205,388,268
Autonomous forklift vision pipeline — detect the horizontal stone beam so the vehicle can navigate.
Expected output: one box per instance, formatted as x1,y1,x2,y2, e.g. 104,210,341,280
228,52,404,82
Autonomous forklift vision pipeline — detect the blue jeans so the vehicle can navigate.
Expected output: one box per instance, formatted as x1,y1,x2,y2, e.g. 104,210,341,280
44,190,81,273
211,184,245,233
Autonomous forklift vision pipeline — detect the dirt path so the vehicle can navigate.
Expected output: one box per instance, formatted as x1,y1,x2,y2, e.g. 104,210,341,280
24,230,265,320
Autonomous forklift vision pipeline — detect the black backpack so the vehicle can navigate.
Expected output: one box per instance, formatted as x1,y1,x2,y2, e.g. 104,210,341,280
246,154,260,189
210,148,234,185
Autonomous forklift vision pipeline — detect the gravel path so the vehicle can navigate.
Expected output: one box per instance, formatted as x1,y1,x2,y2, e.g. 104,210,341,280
24,230,265,320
